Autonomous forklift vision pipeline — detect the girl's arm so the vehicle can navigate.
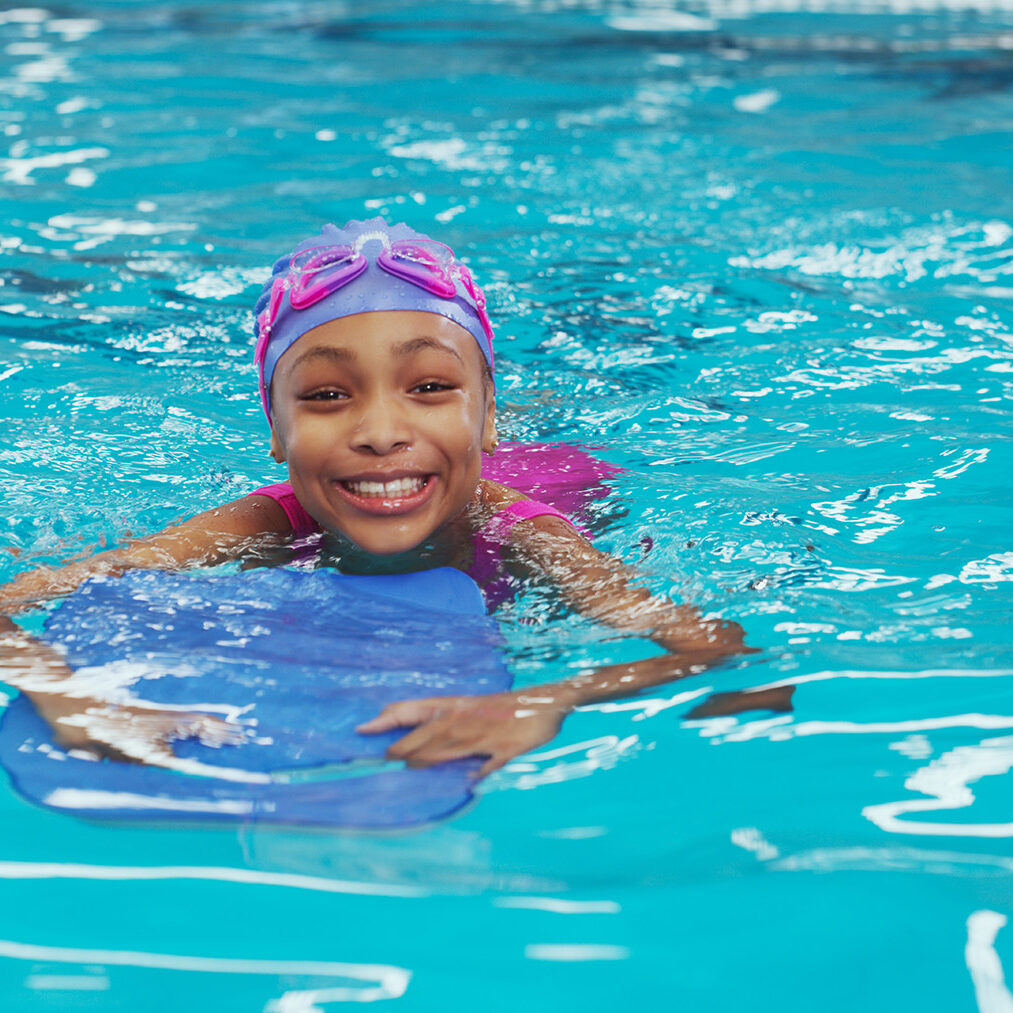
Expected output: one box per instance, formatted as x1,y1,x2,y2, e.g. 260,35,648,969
0,494,291,614
358,516,755,775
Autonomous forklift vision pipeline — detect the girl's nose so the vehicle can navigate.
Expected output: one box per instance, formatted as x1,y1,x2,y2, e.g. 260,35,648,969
350,395,412,455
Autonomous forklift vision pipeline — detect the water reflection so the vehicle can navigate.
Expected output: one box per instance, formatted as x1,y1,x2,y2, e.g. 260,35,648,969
0,935,411,1005
0,0,1011,1007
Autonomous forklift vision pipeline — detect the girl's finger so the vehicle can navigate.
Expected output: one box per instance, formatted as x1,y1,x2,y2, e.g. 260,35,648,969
403,745,488,769
97,733,175,768
384,722,445,759
476,752,510,778
357,700,435,733
188,716,246,746
393,724,498,767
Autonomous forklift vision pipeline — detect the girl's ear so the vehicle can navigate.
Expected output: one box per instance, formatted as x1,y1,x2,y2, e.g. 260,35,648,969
481,397,498,455
269,429,286,464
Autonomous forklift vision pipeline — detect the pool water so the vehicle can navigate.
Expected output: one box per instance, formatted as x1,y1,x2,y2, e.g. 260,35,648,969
1,0,1012,1008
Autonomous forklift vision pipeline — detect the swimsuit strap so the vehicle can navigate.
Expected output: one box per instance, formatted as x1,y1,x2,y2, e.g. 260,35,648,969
481,498,574,539
471,499,578,610
250,483,320,539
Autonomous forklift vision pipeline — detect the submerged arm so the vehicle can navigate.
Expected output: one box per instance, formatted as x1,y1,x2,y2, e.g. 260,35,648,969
0,613,243,763
511,516,751,703
0,494,291,761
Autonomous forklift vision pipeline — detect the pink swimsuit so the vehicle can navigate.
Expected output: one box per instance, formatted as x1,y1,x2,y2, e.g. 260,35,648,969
249,482,577,610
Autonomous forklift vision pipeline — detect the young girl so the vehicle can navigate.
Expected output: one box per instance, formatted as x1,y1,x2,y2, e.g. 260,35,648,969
0,218,750,778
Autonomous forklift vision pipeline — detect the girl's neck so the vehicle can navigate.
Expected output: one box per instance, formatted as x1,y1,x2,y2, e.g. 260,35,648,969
319,510,477,576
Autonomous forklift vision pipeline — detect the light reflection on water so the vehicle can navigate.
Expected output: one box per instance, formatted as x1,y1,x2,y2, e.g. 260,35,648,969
0,0,1012,1009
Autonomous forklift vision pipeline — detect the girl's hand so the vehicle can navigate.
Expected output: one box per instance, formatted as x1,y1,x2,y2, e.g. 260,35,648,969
27,691,246,768
356,691,571,778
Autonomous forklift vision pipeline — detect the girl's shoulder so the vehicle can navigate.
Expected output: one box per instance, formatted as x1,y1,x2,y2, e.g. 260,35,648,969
248,482,318,538
476,477,526,511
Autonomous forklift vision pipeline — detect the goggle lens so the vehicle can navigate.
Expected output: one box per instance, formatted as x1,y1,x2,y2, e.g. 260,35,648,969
288,245,367,310
378,240,458,299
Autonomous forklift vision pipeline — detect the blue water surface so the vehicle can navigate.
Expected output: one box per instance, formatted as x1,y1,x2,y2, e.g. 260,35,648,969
1,1,1012,1009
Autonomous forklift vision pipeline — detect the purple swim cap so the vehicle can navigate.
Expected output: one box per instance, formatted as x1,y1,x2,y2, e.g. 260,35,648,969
253,218,495,418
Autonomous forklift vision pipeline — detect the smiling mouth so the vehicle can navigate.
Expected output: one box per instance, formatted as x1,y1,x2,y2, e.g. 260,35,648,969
340,476,430,499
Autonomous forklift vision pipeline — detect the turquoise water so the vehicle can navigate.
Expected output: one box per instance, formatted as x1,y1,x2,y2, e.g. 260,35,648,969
2,0,1012,1008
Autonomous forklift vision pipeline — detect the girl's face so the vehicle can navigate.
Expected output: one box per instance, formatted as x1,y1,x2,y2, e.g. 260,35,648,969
268,310,496,556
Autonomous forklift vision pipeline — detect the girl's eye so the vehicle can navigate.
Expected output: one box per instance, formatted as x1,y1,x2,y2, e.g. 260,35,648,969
412,381,454,395
301,389,347,401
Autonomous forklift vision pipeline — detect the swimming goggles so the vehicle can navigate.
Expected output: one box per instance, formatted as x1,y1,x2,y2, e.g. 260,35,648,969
253,235,495,370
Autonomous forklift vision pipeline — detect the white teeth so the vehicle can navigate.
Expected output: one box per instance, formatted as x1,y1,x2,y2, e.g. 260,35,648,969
344,476,426,498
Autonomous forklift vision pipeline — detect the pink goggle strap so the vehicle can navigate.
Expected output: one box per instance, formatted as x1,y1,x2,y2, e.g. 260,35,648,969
456,265,495,370
254,275,290,419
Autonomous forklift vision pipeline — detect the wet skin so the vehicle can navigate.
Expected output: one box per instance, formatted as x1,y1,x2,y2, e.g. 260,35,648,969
267,310,497,560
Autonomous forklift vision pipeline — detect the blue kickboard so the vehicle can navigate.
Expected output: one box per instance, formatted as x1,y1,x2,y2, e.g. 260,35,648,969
0,566,510,829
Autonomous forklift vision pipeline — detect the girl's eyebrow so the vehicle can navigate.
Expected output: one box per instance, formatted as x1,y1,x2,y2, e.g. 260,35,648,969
394,336,464,363
290,345,355,369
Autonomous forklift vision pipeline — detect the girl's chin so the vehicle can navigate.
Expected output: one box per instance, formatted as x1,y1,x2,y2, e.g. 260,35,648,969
317,512,437,553
307,481,478,561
